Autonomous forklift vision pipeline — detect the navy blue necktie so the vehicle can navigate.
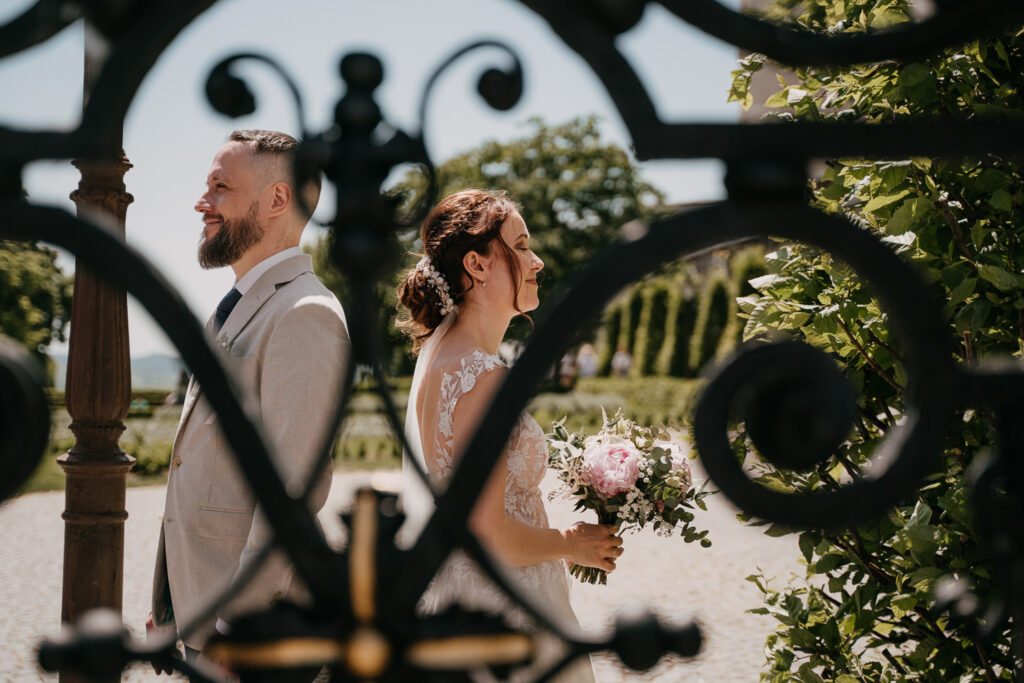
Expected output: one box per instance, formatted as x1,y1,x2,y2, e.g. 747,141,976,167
214,288,242,332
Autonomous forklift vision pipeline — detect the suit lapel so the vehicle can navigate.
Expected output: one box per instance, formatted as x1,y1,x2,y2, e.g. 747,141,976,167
178,375,201,425
175,253,314,435
174,313,216,431
215,253,314,348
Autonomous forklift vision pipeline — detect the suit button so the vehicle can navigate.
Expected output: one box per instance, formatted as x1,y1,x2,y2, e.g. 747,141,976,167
172,456,182,468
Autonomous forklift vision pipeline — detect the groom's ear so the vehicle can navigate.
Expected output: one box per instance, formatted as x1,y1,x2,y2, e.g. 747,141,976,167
462,250,489,285
266,182,292,217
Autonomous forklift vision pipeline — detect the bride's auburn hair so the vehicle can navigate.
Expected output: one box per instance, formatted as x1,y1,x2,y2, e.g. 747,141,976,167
397,189,523,352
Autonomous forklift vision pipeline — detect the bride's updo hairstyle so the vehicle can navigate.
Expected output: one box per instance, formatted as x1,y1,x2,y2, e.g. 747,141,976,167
397,189,522,351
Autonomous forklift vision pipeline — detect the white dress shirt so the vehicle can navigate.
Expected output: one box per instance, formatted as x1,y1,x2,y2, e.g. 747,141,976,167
234,246,304,295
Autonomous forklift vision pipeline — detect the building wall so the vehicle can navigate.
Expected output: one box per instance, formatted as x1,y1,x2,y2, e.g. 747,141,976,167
739,0,795,122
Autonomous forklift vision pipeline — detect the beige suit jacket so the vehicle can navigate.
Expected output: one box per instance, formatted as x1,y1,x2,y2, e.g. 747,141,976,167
152,253,350,648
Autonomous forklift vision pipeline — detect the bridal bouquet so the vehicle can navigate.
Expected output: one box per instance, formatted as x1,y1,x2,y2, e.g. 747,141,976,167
546,409,712,584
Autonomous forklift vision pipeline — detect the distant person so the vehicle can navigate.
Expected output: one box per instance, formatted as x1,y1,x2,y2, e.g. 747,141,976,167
558,350,577,389
576,343,599,378
611,346,632,378
148,130,351,679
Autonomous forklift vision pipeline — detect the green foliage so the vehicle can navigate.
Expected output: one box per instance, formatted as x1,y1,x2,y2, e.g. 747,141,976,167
729,246,770,348
335,435,402,468
618,285,643,357
23,407,182,493
689,273,732,373
732,246,770,299
31,377,701,493
121,406,181,476
0,240,73,380
126,438,173,476
20,436,73,494
595,266,707,380
337,377,700,468
631,283,671,377
571,376,699,427
597,301,623,376
729,2,1024,679
654,289,681,377
668,292,699,378
597,271,702,379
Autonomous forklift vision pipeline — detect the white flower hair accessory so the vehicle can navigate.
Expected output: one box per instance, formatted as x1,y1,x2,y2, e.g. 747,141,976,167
416,256,454,316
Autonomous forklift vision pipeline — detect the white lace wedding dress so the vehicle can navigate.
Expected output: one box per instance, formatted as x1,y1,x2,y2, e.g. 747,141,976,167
411,349,596,683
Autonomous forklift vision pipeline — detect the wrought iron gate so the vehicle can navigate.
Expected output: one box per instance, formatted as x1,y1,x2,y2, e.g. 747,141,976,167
2,1,1024,680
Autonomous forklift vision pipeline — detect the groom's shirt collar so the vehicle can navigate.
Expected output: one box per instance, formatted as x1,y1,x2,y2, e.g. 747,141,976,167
234,246,303,295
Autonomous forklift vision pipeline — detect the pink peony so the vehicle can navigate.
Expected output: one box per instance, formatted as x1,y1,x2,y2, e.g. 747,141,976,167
580,441,641,498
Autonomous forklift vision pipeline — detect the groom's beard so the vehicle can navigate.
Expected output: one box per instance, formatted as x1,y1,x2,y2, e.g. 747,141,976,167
198,202,263,269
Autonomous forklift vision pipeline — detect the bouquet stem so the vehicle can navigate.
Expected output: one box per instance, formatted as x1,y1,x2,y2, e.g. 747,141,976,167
569,563,607,585
568,509,615,584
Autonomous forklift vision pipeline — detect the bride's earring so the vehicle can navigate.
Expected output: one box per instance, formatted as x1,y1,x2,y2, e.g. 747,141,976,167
482,281,487,287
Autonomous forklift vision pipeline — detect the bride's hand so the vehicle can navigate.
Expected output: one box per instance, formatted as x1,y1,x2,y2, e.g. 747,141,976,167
560,522,623,572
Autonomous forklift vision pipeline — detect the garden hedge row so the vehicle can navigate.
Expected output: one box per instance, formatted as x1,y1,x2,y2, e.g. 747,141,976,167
596,245,767,378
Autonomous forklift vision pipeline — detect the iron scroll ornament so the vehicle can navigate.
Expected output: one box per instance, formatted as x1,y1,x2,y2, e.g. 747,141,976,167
523,0,1024,164
0,0,1022,680
3,32,703,680
1,56,710,680
6,194,961,680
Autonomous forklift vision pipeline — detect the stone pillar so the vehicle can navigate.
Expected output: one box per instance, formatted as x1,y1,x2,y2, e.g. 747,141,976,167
57,25,135,683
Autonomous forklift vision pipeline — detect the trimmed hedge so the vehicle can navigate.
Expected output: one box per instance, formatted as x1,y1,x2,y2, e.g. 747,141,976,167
530,375,700,434
664,288,698,378
618,287,643,360
597,301,622,376
631,283,670,377
336,435,402,468
689,273,732,373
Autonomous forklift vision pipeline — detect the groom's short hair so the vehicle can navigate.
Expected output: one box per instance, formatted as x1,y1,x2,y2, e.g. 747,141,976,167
229,129,322,220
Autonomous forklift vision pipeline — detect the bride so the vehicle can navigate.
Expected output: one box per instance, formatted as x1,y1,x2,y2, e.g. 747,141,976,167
397,189,622,682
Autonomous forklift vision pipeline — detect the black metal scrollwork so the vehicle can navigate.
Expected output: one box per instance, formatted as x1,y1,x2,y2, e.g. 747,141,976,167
205,54,310,136
0,337,50,503
660,0,1024,66
693,204,956,530
2,0,1023,680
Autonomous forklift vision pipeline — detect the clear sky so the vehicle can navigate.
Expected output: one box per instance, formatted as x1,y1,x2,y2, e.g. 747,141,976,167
0,0,743,357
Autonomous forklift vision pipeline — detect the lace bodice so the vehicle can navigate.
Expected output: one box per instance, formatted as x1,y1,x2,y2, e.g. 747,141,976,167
416,349,594,682
427,350,550,526
420,350,565,618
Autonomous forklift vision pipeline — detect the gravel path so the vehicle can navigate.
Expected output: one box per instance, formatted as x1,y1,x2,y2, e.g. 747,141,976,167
0,465,802,682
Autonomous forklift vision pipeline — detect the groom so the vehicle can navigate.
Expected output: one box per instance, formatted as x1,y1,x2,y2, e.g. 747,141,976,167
149,129,351,672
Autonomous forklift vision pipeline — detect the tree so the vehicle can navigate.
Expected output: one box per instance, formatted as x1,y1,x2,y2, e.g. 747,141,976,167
729,2,1023,679
0,240,73,381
